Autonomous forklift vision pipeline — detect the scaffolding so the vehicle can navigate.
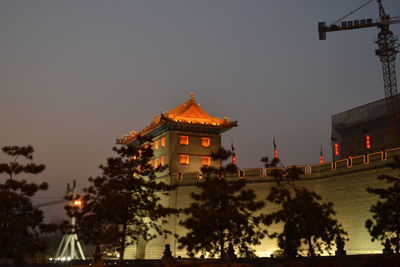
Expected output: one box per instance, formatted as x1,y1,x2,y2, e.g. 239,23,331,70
331,95,400,160
331,97,393,128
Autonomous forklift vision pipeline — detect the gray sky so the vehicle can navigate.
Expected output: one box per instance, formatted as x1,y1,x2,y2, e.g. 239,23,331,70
1,0,400,220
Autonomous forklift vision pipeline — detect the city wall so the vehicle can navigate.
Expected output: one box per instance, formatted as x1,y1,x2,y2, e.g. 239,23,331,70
126,148,400,259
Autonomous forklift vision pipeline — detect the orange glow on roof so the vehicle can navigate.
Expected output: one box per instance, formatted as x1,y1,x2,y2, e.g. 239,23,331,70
119,94,235,144
163,93,229,126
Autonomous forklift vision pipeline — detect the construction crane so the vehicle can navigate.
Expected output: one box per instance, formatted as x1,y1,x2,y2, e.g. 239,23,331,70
318,0,400,147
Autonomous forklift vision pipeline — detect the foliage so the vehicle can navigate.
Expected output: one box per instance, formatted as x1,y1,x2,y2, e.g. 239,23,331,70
178,148,266,259
262,157,347,257
0,145,55,261
365,155,400,253
68,136,175,262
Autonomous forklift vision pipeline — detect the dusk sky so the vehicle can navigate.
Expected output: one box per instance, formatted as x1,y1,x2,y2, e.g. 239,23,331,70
1,0,400,220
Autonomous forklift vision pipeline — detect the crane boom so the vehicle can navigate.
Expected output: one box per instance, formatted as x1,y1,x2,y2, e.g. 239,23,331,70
318,0,400,148
318,17,400,40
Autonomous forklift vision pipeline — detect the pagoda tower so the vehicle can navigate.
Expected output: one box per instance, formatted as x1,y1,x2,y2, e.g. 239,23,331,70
120,93,237,175
119,93,237,259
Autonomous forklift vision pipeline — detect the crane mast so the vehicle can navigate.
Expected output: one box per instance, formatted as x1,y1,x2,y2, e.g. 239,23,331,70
376,0,400,147
318,0,400,148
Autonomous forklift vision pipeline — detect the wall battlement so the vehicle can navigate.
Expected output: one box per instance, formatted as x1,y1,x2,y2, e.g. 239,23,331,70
153,147,400,258
170,147,400,185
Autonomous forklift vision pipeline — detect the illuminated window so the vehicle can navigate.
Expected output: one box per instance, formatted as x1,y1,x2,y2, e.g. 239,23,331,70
155,140,159,150
161,156,165,166
154,158,159,167
180,155,189,165
202,156,211,166
161,136,166,147
201,137,210,147
180,135,189,145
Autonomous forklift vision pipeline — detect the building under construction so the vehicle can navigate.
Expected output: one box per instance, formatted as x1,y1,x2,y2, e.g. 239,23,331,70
331,95,400,160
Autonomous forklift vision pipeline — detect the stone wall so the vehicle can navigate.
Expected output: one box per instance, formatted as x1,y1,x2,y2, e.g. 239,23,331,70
126,148,400,259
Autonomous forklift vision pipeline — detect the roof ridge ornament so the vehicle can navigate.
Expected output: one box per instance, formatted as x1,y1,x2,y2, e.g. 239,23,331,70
189,92,195,101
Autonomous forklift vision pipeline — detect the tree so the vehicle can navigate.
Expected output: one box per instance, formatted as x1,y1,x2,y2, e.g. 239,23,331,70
0,145,55,261
68,136,175,263
262,157,347,257
365,155,400,254
178,148,266,259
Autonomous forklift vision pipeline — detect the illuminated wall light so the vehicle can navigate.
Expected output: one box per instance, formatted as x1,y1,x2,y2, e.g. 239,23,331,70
365,135,371,149
334,143,340,156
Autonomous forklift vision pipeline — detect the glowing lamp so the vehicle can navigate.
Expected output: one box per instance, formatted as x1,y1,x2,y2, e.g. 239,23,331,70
319,156,324,164
274,149,278,159
365,135,371,149
232,154,237,165
334,143,339,156
73,199,82,207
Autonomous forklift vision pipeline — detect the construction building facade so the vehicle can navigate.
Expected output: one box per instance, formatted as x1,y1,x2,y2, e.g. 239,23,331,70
331,95,400,160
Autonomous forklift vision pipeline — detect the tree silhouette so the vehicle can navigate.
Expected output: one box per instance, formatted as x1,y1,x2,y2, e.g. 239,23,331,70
67,136,175,263
178,148,266,259
262,157,347,257
0,145,55,262
366,155,400,254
